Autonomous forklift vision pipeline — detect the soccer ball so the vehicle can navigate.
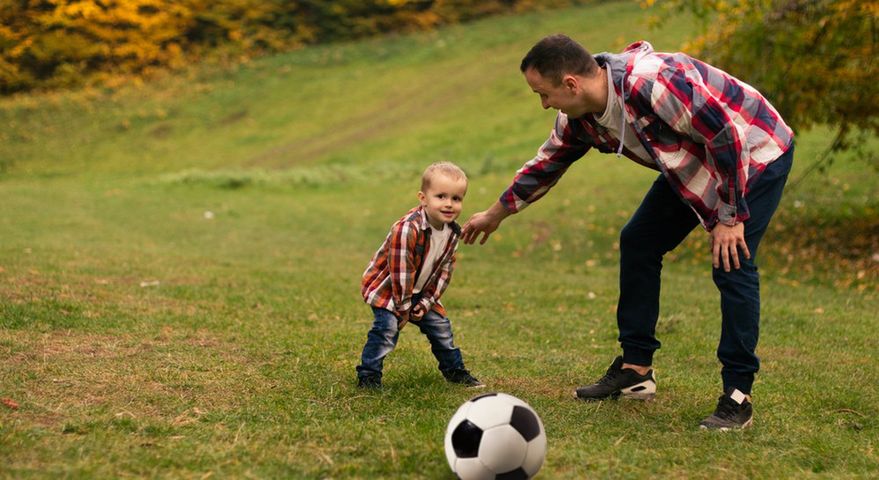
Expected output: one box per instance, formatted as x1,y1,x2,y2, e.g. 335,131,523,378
444,392,547,479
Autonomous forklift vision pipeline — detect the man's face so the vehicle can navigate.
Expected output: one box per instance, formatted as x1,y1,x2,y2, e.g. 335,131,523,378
524,67,586,118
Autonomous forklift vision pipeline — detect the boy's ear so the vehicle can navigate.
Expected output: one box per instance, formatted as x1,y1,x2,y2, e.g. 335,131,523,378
417,191,426,204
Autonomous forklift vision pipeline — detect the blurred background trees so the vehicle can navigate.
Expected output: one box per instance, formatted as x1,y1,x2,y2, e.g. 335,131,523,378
0,0,581,94
3,0,875,164
646,0,878,166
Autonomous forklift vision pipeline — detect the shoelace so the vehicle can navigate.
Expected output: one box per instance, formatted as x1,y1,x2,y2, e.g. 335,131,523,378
597,368,621,385
714,395,740,419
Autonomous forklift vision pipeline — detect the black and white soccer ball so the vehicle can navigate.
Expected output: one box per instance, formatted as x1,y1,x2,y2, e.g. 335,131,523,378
444,392,547,479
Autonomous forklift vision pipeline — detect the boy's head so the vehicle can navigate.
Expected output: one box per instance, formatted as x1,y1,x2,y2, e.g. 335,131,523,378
418,162,468,229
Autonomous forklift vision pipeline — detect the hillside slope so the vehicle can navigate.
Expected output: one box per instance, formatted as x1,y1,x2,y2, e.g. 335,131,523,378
0,2,693,176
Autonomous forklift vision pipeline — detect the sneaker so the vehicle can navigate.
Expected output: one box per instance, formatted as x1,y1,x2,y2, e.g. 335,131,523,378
444,369,485,388
699,387,753,430
574,356,656,401
357,375,382,389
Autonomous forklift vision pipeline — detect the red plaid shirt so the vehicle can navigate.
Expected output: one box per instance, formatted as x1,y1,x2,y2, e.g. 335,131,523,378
501,41,794,230
362,206,459,320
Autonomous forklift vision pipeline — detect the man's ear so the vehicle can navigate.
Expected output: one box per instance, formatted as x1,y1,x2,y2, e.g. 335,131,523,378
562,74,578,92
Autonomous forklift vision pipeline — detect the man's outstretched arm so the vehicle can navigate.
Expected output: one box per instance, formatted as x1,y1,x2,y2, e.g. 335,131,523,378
461,201,512,245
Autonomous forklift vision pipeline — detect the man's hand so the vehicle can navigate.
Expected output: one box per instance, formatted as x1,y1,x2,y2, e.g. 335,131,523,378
411,304,426,321
461,201,511,245
710,223,750,272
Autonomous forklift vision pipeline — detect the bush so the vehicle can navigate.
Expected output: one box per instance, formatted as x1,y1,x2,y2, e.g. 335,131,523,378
1,0,586,94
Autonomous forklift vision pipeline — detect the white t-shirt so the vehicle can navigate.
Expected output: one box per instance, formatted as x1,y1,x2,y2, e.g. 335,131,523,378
593,67,652,163
413,224,451,294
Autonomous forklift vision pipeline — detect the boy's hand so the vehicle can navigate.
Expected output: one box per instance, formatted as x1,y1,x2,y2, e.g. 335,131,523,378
411,304,426,320
397,310,410,327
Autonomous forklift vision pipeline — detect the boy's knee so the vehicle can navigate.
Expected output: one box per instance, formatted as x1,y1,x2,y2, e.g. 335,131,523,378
371,310,400,334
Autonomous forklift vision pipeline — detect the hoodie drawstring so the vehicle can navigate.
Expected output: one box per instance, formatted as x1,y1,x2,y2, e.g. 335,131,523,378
616,70,627,157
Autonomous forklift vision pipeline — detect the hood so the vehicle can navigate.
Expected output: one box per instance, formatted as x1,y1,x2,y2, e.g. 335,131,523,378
594,40,655,90
593,41,655,156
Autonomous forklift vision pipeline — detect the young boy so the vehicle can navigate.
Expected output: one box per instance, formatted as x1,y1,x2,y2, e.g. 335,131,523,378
356,162,483,389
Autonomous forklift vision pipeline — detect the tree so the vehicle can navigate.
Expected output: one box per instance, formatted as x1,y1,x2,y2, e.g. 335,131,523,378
646,0,878,168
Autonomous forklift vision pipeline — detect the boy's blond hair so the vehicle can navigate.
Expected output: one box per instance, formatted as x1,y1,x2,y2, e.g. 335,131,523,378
420,162,468,192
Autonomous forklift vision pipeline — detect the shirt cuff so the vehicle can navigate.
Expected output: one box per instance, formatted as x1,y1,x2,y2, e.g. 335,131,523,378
718,202,738,226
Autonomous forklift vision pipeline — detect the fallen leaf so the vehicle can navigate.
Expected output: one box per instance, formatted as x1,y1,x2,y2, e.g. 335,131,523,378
2,398,19,410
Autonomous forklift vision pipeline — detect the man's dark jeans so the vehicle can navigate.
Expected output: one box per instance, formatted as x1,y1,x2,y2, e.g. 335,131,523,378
616,145,793,394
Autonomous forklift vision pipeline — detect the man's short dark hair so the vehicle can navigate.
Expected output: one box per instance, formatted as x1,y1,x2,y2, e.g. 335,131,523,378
520,34,599,85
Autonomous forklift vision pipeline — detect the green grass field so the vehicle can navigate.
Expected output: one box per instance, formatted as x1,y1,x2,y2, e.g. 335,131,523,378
1,1,877,478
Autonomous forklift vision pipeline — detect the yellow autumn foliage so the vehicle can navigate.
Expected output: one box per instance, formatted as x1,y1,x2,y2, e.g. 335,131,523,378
0,0,586,94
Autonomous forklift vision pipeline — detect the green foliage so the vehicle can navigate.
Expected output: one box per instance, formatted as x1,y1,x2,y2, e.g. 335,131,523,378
0,0,586,94
645,0,878,164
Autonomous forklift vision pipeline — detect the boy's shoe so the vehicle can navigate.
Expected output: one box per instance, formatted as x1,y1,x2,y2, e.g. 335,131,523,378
699,387,753,431
357,375,382,389
574,356,656,401
444,369,485,388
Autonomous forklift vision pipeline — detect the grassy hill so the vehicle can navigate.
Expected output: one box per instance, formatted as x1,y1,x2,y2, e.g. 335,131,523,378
1,1,877,478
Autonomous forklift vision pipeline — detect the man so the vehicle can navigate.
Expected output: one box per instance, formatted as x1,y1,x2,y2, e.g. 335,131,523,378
461,34,793,430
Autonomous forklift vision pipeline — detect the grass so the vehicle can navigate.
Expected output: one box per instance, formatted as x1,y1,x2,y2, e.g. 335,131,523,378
1,1,878,478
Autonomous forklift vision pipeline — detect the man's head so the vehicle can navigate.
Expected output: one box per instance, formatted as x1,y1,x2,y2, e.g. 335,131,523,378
520,34,605,118
418,162,468,229
520,34,599,86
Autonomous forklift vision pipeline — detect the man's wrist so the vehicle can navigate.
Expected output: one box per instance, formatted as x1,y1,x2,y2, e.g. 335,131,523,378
490,200,513,220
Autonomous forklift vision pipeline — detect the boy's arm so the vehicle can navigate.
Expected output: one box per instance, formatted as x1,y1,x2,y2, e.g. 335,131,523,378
388,219,419,322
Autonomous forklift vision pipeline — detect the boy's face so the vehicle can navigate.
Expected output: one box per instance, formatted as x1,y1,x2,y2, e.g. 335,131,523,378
418,173,467,230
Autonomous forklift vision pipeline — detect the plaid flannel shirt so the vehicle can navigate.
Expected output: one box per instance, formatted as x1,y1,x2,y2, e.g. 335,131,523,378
501,41,794,230
361,206,459,323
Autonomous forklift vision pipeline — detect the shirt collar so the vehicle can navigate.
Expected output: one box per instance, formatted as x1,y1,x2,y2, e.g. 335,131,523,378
416,206,461,235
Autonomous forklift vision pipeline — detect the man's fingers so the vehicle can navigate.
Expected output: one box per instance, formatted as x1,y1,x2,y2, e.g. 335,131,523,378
730,243,741,270
721,244,730,272
479,231,491,245
739,239,751,260
461,225,476,244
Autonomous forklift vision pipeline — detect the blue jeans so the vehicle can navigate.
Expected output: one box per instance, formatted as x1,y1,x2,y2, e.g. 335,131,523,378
617,145,793,394
356,306,465,379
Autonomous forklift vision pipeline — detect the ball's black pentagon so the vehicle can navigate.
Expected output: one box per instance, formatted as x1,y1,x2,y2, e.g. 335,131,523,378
451,419,483,458
509,406,541,442
469,392,498,402
496,467,529,480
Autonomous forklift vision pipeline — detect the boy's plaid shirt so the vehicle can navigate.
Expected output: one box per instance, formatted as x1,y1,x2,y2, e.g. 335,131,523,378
501,41,794,230
362,206,459,319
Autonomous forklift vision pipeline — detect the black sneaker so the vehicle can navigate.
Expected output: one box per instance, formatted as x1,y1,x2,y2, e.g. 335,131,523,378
357,375,382,389
574,356,656,401
699,387,753,430
444,369,485,388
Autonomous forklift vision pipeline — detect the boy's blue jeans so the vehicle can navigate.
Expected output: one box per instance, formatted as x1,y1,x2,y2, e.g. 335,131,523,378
617,145,793,394
356,306,465,379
